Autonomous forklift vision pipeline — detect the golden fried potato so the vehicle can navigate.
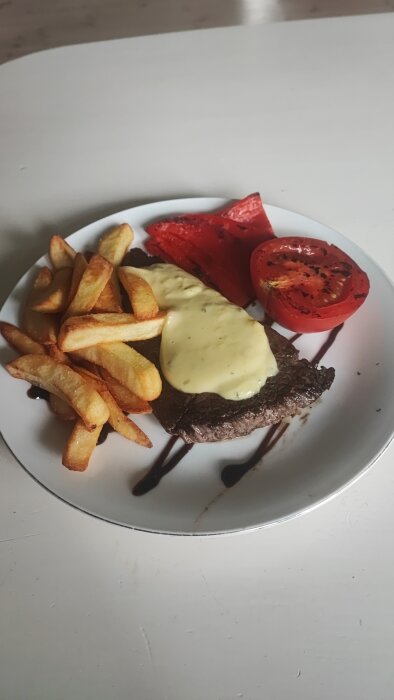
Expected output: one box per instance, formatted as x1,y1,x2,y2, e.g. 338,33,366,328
63,420,102,471
74,366,151,446
118,268,159,320
97,224,134,266
100,368,152,414
58,312,166,352
67,253,87,306
93,224,133,312
6,354,109,430
22,267,58,345
49,235,76,269
0,322,46,356
47,344,70,364
30,268,72,313
72,365,106,388
33,266,53,288
73,358,102,376
93,273,123,313
49,394,76,421
72,342,162,401
63,254,113,319
104,391,151,446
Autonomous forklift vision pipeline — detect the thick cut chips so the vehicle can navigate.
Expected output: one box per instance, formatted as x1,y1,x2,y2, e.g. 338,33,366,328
74,366,152,446
97,224,134,266
6,355,109,430
0,322,46,356
118,268,159,320
58,312,166,351
100,367,152,414
22,267,58,345
72,342,162,401
49,236,76,269
64,254,113,319
63,420,102,471
30,268,72,313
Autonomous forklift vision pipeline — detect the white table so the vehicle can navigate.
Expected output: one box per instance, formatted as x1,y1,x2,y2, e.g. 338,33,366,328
1,14,394,700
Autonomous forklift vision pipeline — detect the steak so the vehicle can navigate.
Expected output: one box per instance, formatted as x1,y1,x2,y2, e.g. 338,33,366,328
124,249,335,443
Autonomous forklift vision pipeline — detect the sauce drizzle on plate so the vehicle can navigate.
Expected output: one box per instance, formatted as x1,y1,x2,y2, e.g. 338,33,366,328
132,437,192,496
27,386,50,401
133,324,343,496
220,323,343,486
25,324,343,495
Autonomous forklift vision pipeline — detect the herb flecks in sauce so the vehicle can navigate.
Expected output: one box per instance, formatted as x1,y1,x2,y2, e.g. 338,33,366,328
124,264,278,400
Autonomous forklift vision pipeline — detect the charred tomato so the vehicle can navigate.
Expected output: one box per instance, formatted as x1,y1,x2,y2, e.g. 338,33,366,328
251,236,370,332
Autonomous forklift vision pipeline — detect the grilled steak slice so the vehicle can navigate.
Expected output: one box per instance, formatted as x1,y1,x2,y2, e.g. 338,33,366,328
124,249,335,443
133,331,334,442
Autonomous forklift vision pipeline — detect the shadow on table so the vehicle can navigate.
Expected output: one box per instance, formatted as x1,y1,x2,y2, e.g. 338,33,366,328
0,191,199,306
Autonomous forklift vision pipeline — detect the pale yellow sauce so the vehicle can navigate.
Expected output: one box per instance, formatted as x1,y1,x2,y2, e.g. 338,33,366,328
126,264,278,400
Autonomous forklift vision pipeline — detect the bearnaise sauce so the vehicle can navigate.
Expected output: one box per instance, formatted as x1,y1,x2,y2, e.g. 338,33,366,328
126,263,277,400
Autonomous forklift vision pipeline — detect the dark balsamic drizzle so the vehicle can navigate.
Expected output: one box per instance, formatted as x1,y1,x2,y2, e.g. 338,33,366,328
221,422,289,488
27,386,49,400
97,424,115,445
27,387,114,445
220,323,344,487
27,387,114,446
132,322,344,496
289,332,302,344
311,323,344,365
132,437,192,496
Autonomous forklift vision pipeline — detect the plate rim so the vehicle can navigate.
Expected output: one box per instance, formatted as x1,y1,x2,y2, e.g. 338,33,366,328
1,424,393,537
1,196,394,536
2,196,394,314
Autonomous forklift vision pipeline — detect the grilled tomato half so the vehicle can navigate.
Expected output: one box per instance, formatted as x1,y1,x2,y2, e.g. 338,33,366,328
251,236,370,332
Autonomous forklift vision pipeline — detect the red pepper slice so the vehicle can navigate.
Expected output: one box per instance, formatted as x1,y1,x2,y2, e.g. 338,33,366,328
144,193,275,306
147,219,253,306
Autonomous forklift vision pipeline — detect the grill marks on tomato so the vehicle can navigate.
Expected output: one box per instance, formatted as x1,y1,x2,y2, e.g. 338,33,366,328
262,252,353,308
251,237,370,333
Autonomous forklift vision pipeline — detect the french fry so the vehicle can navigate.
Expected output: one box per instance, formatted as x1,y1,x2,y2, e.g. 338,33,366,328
2,222,161,470
63,254,113,319
100,368,152,414
22,267,58,345
97,223,134,266
63,420,102,471
49,235,76,269
104,391,151,446
118,268,159,320
6,355,109,430
66,351,100,373
93,273,123,313
74,367,151,447
72,365,108,389
32,266,53,289
0,322,46,356
67,253,87,306
67,356,102,375
72,342,162,401
58,312,166,352
49,394,76,421
30,268,72,313
93,224,133,312
47,344,70,364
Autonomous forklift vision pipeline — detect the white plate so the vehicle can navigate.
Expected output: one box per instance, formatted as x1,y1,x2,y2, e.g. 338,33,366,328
1,198,393,535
